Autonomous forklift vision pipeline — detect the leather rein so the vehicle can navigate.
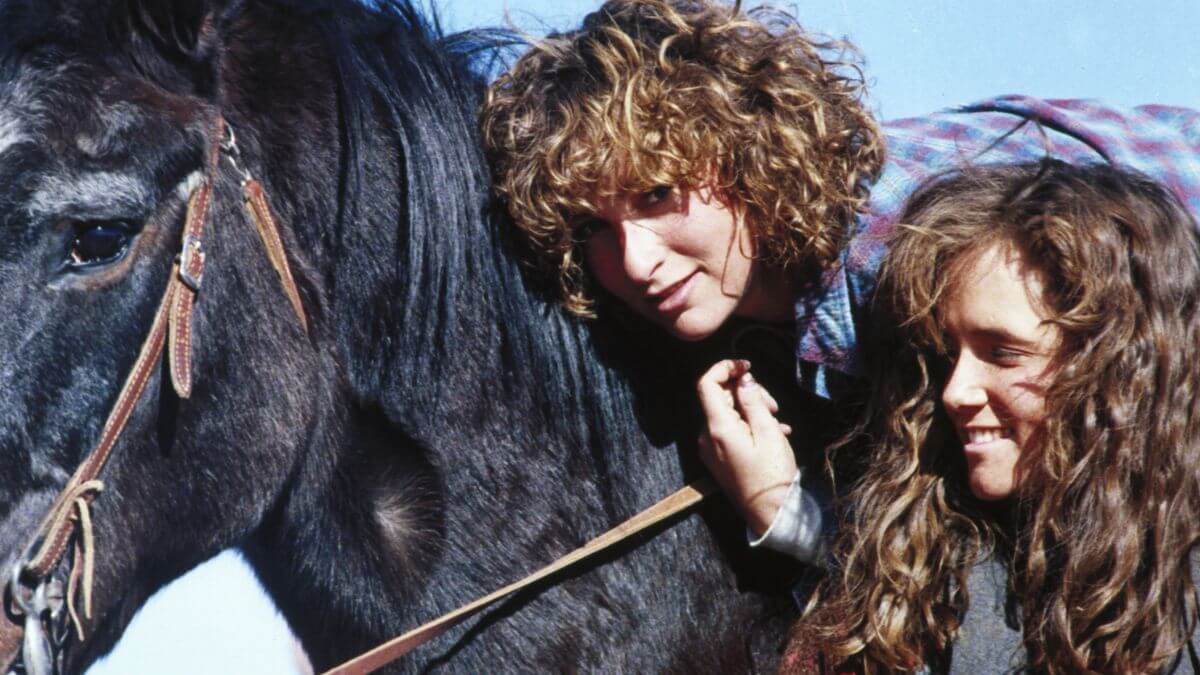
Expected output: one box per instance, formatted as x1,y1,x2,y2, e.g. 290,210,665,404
322,478,716,675
0,115,717,675
1,116,308,675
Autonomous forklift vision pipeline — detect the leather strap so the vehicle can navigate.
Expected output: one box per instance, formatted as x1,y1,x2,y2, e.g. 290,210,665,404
0,621,19,674
244,179,308,333
1,114,313,670
0,265,179,672
322,478,717,675
21,276,177,582
168,182,213,399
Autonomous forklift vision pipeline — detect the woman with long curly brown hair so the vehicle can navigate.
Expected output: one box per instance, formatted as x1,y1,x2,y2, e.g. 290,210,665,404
482,0,1200,574
789,160,1200,673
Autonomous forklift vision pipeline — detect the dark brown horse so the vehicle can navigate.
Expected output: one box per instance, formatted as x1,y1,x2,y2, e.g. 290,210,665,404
0,0,798,671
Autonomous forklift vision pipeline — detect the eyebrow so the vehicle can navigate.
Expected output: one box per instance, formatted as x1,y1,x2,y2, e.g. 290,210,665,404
964,326,1046,349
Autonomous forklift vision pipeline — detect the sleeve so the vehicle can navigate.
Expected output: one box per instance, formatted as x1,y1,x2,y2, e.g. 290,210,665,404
747,466,833,565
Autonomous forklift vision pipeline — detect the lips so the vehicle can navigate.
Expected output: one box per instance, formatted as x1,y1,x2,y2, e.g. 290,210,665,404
648,272,696,313
965,428,1009,444
961,427,1012,455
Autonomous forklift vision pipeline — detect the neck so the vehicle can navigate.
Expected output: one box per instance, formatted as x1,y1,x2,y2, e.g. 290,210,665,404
734,263,797,324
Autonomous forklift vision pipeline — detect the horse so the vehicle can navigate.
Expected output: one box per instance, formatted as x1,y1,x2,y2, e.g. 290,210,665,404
0,0,801,671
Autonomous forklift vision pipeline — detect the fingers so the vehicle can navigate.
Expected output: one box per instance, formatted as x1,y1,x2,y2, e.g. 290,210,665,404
696,359,750,435
695,362,800,536
698,360,786,439
762,388,779,415
734,371,786,443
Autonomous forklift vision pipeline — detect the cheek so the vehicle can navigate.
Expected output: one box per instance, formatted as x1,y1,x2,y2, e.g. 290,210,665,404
998,378,1049,430
584,233,632,300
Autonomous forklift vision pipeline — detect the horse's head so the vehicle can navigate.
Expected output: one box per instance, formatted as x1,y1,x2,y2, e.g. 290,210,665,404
0,0,332,668
2,0,750,671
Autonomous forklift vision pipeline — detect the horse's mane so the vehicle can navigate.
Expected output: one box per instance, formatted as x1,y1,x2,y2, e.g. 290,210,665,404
0,0,683,492
255,0,679,455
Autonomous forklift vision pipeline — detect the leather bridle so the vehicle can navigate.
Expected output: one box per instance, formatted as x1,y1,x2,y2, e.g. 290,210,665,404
1,115,308,675
321,478,715,675
0,113,717,675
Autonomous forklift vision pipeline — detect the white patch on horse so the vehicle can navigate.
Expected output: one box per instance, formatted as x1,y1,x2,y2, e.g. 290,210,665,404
75,103,146,157
375,491,418,547
0,113,28,158
0,72,50,157
73,132,103,158
176,171,205,201
367,469,434,573
28,172,152,218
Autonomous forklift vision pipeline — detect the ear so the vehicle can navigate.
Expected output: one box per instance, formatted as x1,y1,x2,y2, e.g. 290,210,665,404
110,0,246,99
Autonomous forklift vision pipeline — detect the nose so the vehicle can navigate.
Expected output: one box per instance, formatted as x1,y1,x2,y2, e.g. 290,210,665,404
618,220,666,286
942,351,988,414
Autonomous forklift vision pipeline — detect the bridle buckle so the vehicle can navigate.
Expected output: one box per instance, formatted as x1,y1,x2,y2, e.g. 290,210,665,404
7,563,66,675
176,232,205,292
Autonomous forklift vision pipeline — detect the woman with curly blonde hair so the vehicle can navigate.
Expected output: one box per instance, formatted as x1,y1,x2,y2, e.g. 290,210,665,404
788,161,1200,673
481,0,1200,564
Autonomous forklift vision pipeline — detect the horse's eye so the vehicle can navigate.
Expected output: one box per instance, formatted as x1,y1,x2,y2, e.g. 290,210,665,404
67,222,132,268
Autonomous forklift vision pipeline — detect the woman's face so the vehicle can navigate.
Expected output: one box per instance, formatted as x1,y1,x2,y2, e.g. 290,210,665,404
940,242,1059,501
583,185,788,340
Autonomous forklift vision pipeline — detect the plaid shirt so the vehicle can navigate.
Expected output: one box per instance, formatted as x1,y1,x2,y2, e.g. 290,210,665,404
796,96,1200,399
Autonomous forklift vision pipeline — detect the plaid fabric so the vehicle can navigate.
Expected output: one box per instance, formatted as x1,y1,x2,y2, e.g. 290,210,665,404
796,96,1200,399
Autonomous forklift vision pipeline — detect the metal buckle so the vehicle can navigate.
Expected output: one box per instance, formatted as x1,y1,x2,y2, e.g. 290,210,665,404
6,561,32,619
6,564,65,675
220,124,252,185
175,233,205,292
20,581,61,675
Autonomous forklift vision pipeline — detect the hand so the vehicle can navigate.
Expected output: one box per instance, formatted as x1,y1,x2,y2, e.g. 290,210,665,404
696,360,799,536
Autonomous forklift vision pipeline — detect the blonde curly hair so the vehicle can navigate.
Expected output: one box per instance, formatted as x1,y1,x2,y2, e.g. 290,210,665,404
481,0,884,315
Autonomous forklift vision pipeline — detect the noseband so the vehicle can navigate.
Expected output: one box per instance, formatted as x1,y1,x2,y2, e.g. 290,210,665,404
1,116,308,675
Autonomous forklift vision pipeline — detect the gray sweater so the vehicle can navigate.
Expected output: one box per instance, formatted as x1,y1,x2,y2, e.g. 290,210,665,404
930,555,1200,674
755,472,1200,673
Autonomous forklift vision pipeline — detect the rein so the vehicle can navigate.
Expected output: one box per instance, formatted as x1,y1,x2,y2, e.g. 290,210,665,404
323,478,717,675
0,114,721,675
1,116,308,675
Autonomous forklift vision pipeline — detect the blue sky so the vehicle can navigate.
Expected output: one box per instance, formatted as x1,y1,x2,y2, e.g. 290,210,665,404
89,2,1200,673
441,0,1200,118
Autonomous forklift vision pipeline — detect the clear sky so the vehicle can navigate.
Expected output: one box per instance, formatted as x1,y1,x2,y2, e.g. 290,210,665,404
441,0,1200,119
89,1,1200,673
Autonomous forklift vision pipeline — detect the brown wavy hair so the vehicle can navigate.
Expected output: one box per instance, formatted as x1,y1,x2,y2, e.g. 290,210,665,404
480,0,884,315
791,161,1200,673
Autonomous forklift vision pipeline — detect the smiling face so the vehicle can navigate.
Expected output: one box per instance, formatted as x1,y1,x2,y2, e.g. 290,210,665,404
583,184,791,340
939,242,1059,501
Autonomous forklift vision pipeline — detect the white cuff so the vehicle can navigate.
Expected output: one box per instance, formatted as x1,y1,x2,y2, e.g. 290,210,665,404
747,468,828,564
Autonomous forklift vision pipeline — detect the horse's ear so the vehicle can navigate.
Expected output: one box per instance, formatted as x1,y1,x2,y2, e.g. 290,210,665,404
112,0,246,98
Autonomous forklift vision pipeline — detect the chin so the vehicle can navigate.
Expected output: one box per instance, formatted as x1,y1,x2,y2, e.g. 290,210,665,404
968,474,1016,501
662,308,733,342
666,326,714,342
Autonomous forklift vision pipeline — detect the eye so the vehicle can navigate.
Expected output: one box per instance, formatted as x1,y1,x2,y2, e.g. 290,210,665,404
988,346,1025,365
67,222,133,268
633,185,675,210
575,216,609,243
942,337,960,362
